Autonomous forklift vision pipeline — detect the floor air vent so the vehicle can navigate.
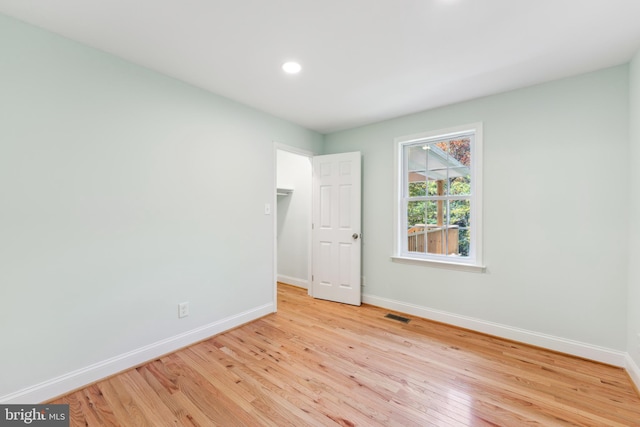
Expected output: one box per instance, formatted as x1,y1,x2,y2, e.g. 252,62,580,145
385,313,411,323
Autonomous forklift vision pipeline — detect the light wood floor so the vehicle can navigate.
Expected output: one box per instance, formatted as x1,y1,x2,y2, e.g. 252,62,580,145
52,283,640,426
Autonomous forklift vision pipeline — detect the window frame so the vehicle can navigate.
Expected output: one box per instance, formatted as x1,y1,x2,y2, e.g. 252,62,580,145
392,122,484,271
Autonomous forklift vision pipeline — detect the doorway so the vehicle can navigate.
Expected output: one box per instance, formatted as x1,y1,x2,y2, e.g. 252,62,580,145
274,145,363,308
275,146,313,297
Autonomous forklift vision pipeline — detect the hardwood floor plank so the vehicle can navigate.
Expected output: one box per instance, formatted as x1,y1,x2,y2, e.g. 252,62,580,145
81,384,122,427
50,283,640,426
211,333,375,426
61,387,117,427
116,370,179,425
162,352,255,426
225,323,413,425
136,364,205,427
99,376,150,426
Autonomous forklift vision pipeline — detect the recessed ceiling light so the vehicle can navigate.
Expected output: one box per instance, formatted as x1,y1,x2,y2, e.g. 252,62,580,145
282,61,302,74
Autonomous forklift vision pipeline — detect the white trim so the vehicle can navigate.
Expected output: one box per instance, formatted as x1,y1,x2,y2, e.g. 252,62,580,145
363,292,626,367
393,122,483,268
277,274,309,289
394,123,483,146
274,143,315,159
273,144,279,312
391,256,486,272
626,354,640,392
0,302,274,404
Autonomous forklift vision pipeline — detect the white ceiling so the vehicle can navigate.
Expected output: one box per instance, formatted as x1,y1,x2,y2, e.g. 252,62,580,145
1,0,640,134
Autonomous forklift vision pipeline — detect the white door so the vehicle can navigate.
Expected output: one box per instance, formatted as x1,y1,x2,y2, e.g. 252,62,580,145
312,152,361,306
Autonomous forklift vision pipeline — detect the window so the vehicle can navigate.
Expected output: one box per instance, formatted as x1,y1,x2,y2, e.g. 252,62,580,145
394,123,483,269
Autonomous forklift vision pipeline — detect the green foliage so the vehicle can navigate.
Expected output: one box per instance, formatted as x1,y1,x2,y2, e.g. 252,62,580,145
407,177,471,256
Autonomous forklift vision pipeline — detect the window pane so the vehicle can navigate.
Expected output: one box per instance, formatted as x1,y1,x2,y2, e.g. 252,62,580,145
427,144,448,181
449,168,471,196
406,145,427,172
408,180,426,197
407,201,425,227
449,199,470,228
426,201,450,255
406,145,427,197
447,138,471,166
425,200,447,227
407,201,426,253
457,228,470,257
427,179,445,196
434,140,448,153
407,226,426,253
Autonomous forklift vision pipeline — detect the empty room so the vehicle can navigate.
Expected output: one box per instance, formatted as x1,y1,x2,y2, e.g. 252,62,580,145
2,0,640,425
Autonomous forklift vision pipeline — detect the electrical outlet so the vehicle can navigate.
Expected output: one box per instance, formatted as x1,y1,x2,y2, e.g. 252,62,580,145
178,302,189,318
361,276,366,286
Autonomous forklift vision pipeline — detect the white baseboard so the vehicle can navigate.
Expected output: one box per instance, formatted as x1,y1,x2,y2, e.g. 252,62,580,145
277,274,308,289
363,293,627,367
626,354,640,392
0,302,274,404
4,294,634,404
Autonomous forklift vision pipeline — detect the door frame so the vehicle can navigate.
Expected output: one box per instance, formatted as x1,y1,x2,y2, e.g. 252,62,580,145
273,142,316,311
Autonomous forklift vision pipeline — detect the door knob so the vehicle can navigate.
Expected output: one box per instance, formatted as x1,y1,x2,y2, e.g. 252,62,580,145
352,233,359,240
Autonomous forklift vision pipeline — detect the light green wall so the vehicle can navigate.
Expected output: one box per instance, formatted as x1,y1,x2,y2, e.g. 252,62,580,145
325,66,630,350
0,13,322,398
629,50,640,367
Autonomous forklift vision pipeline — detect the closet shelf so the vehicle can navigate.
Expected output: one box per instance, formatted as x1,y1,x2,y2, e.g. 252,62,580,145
277,187,294,197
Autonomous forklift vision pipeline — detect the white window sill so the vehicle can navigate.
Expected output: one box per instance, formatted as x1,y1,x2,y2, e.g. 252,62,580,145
391,256,486,273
